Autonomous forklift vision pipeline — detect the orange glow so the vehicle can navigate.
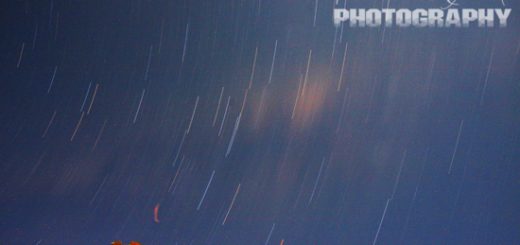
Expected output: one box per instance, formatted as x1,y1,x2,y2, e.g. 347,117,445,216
291,79,329,129
154,203,160,223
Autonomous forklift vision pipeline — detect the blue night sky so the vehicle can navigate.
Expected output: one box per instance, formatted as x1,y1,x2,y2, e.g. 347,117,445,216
1,0,519,244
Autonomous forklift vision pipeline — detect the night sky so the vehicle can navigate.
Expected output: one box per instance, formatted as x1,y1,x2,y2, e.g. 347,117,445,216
1,0,520,244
